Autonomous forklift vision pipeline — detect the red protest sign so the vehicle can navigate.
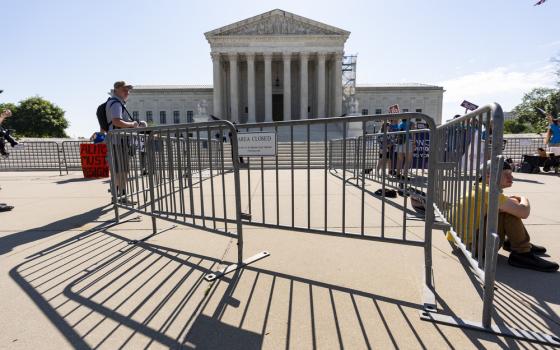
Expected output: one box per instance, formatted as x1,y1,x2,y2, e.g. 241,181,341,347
388,104,400,114
80,143,109,178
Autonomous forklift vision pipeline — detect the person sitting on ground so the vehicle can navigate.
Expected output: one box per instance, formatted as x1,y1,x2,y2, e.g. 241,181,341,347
451,159,558,272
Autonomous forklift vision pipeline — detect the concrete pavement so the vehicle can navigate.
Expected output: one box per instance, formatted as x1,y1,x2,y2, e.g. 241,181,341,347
0,171,559,349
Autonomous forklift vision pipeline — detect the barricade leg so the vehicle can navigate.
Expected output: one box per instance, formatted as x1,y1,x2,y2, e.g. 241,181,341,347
204,125,270,282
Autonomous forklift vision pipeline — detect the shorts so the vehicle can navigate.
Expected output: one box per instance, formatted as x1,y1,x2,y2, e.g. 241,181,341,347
396,143,413,153
379,151,393,159
379,145,394,159
549,144,560,156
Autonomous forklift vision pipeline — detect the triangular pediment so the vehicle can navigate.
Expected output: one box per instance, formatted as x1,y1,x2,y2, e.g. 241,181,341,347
205,9,349,38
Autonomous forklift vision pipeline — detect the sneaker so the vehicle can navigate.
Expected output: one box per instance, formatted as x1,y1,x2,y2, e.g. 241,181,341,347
118,197,136,205
0,204,14,212
503,241,547,255
508,252,559,272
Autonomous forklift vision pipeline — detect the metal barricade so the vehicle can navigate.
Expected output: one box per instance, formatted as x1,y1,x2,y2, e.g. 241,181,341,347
502,136,546,165
106,121,269,281
421,103,559,346
239,114,439,311
62,140,91,173
0,141,62,175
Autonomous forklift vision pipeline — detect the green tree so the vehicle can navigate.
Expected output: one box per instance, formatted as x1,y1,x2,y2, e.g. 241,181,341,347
503,119,534,134
511,88,560,133
0,96,69,138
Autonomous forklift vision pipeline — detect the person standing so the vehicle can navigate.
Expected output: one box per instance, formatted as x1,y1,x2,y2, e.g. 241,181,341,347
106,81,140,202
545,113,560,155
0,109,24,157
395,118,415,178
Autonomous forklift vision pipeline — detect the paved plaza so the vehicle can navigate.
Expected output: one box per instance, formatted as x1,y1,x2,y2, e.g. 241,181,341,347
0,170,559,349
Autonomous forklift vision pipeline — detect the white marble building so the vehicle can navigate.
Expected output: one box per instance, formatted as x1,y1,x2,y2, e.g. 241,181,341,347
127,9,444,126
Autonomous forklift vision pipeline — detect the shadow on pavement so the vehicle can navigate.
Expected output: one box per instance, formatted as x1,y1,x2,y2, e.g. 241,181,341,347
8,222,494,349
55,177,101,185
447,243,560,349
0,205,113,255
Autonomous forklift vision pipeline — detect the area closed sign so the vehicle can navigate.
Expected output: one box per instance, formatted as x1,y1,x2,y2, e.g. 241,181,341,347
237,132,277,156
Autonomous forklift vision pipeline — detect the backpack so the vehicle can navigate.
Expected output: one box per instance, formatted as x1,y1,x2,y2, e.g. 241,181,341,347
96,97,132,132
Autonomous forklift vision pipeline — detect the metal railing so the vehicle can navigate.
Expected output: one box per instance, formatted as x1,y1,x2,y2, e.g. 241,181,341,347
62,140,90,173
239,114,439,313
502,136,546,165
106,121,269,281
421,104,559,345
0,140,63,175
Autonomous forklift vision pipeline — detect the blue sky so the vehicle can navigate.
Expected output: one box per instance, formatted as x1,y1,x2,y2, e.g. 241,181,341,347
1,0,559,137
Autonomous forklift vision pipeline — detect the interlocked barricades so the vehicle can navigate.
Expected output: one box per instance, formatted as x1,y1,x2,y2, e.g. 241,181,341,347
79,143,109,178
0,140,62,175
106,108,559,346
237,114,439,314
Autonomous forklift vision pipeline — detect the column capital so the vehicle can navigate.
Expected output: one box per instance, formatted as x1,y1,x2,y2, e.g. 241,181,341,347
227,52,238,60
263,52,274,60
210,52,221,61
282,51,292,60
333,51,344,60
317,52,328,59
245,52,256,60
300,52,310,60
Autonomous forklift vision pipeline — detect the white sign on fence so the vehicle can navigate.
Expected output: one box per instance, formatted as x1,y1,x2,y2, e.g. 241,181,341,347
237,132,277,157
519,139,532,147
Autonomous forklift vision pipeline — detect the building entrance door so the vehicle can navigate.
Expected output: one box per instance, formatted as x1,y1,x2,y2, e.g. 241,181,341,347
272,94,283,122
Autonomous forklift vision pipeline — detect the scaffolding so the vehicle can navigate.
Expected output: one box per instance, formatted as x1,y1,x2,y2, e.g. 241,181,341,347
342,55,358,116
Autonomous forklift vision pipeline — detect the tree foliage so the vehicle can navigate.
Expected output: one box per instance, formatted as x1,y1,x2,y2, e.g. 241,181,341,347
0,96,69,138
503,119,534,134
511,88,560,133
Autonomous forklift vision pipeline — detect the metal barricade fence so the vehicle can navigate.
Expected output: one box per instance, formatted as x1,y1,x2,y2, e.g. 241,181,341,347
106,121,269,281
0,140,62,175
421,104,559,345
239,114,439,311
502,136,546,165
62,140,91,173
350,129,431,194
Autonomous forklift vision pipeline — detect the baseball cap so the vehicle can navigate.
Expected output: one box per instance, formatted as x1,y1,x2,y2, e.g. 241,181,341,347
113,81,133,90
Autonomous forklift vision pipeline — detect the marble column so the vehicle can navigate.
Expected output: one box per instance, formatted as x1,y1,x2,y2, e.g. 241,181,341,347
300,52,309,119
334,52,343,117
317,52,326,118
264,52,273,122
282,52,291,121
211,52,222,118
246,53,256,124
228,53,239,122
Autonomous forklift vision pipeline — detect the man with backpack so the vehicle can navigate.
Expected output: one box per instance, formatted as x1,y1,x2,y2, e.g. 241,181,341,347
97,81,143,203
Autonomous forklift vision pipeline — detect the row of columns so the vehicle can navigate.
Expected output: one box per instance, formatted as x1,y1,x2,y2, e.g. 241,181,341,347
211,51,343,123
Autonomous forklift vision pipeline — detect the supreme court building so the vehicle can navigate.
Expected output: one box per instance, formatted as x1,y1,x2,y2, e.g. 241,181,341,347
127,9,444,126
